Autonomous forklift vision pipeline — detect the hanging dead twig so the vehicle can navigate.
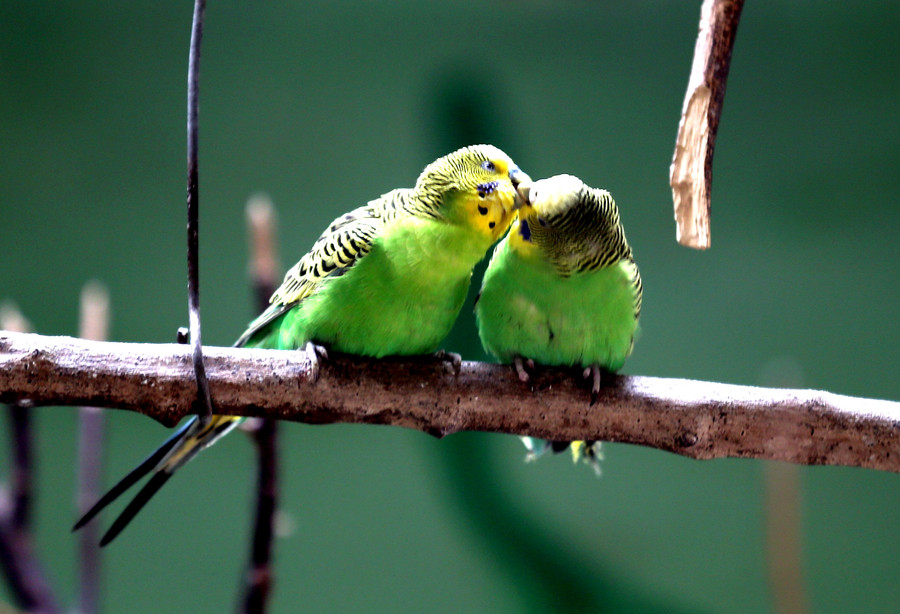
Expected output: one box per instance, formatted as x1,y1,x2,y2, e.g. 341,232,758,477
670,0,745,249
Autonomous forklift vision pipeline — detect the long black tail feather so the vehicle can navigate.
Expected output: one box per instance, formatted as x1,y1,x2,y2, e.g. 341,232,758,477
99,471,173,547
72,419,195,533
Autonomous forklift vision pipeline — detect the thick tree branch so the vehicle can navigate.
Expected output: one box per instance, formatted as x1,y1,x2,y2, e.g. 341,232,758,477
1,331,898,473
670,0,745,249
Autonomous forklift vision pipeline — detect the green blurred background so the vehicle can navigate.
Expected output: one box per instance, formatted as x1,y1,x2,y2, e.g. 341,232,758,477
2,1,898,612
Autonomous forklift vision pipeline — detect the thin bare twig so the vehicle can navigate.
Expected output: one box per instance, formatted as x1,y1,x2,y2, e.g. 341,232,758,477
76,281,110,614
0,307,60,614
186,0,212,422
1,331,898,474
242,417,278,614
670,0,745,249
246,195,280,307
760,363,810,614
0,306,35,533
241,195,280,614
765,461,810,614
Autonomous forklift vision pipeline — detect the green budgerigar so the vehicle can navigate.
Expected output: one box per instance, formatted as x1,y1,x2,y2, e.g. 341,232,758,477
475,174,642,473
74,145,529,545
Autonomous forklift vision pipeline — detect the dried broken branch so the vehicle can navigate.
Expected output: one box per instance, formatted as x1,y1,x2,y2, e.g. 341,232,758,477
1,331,898,473
670,0,745,249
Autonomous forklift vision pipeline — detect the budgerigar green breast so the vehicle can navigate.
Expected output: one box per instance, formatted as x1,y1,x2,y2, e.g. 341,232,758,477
475,173,642,472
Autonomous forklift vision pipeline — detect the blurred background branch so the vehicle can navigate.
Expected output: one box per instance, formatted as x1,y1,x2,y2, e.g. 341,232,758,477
240,195,281,614
75,282,110,614
0,307,60,614
1,330,897,473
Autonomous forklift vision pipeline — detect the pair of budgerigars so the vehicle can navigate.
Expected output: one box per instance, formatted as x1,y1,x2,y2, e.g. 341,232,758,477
74,145,642,545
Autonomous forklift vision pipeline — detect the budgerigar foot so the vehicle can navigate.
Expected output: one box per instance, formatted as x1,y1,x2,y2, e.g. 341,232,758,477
520,436,553,462
583,364,603,406
571,440,604,477
432,349,462,375
513,356,536,385
303,341,329,383
239,417,264,433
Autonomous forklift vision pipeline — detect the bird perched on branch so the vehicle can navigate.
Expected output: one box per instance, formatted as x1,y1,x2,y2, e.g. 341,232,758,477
74,144,529,545
475,174,642,474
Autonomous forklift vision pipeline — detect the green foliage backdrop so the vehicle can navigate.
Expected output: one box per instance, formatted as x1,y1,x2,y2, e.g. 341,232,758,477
1,2,898,612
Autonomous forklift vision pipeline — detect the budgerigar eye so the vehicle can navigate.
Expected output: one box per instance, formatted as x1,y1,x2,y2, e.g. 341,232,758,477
537,217,549,228
481,160,496,172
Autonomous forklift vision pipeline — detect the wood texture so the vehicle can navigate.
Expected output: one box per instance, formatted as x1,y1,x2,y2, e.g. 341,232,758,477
1,331,898,472
670,0,745,249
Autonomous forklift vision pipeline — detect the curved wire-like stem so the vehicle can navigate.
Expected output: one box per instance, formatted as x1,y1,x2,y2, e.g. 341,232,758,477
186,0,213,422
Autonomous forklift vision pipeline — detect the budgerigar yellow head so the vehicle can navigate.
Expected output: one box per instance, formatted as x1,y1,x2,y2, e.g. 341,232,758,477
417,144,530,243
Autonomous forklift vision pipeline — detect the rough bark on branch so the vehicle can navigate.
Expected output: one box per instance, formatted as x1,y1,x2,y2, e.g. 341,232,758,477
1,331,898,473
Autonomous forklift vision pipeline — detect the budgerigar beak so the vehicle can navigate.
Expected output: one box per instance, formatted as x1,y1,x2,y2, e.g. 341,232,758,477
509,166,530,188
509,167,532,211
513,179,532,212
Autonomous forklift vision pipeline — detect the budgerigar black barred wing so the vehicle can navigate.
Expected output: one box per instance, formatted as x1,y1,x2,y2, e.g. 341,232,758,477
233,188,428,347
538,185,633,276
627,259,643,321
532,182,642,324
576,187,643,323
577,186,642,321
